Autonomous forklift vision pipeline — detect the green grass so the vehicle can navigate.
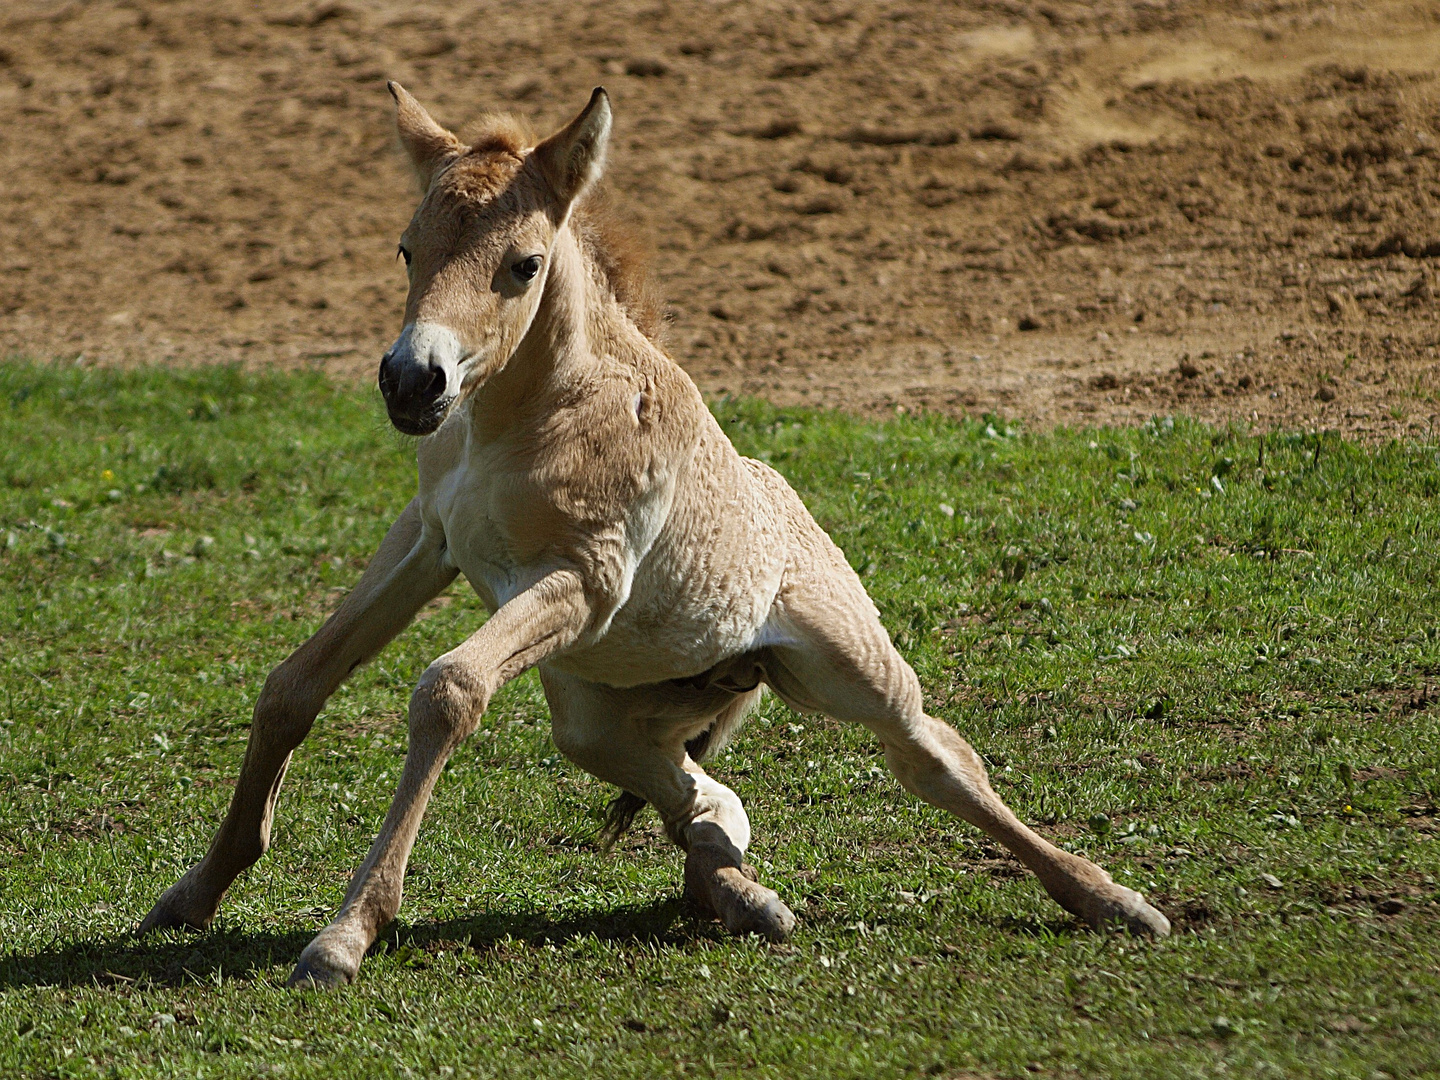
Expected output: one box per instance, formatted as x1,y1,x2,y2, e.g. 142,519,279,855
1,360,1438,1079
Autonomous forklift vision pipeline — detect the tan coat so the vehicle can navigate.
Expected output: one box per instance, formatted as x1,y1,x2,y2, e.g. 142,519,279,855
142,87,1169,986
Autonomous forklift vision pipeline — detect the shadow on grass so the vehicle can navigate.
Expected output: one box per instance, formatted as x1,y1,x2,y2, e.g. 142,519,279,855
0,925,316,992
381,896,700,956
0,897,701,991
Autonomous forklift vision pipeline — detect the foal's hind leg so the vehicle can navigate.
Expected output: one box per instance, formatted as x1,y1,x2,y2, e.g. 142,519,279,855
544,670,795,941
141,499,456,934
765,549,1170,937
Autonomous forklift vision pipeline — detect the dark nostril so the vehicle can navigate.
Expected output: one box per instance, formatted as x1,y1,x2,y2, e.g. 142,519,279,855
423,363,447,401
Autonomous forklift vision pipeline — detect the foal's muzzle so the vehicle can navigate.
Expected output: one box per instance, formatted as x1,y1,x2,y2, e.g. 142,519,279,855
378,322,463,435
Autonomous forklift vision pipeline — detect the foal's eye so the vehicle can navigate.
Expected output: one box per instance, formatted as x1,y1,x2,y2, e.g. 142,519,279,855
511,254,543,284
397,245,412,268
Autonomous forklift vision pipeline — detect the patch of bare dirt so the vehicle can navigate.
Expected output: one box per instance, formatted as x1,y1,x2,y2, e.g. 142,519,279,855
2,0,1439,438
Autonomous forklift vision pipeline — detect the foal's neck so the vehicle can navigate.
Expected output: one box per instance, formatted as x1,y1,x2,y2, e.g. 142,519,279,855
469,225,639,437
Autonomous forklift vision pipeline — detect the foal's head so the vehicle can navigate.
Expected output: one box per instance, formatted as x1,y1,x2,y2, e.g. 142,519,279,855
378,84,612,435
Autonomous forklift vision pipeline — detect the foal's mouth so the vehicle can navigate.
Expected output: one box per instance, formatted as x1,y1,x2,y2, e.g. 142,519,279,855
385,394,455,437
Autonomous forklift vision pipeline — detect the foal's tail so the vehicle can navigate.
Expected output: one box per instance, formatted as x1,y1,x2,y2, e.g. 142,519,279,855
596,687,763,852
596,791,650,852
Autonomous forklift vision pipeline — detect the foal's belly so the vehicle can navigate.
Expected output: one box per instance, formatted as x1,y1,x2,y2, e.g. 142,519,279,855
437,504,778,689
548,535,788,688
549,609,773,688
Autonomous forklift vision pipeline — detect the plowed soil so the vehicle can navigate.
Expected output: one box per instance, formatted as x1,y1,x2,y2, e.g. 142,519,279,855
2,0,1439,437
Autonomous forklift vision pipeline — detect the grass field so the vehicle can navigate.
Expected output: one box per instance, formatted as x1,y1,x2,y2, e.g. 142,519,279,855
1,361,1438,1079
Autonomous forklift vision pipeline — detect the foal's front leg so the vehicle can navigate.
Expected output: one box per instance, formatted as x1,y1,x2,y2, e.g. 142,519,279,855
289,569,591,987
141,499,456,934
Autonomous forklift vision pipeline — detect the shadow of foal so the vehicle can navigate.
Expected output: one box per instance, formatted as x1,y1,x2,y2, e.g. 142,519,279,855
5,899,694,991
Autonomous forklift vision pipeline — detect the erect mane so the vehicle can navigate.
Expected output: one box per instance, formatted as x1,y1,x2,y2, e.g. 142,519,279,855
570,185,665,344
459,112,665,345
462,112,534,159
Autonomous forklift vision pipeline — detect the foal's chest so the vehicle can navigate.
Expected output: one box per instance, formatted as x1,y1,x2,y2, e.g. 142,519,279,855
428,444,551,613
420,401,669,617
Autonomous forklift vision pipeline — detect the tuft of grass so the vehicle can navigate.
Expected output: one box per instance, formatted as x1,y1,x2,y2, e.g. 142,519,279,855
1,361,1438,1079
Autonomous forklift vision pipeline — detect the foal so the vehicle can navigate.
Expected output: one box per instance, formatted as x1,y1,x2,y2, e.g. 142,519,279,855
141,85,1169,986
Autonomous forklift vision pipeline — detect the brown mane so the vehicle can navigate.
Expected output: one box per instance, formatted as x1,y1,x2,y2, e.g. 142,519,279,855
462,113,533,159
458,113,665,345
571,185,665,344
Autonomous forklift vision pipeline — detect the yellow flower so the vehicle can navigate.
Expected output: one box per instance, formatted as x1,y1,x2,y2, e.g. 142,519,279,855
101,469,114,481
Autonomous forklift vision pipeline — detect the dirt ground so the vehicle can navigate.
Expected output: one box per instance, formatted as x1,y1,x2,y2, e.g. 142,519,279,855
2,0,1439,437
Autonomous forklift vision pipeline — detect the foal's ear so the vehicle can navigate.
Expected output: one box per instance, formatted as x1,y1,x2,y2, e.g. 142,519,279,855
532,88,612,208
388,81,464,191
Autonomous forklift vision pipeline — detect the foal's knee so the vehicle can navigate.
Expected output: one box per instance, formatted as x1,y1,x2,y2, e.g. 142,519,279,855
409,658,488,748
673,774,751,854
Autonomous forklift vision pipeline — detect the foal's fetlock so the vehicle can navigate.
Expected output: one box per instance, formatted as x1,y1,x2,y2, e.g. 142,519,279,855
685,843,797,943
288,932,364,989
139,873,218,935
1041,850,1171,938
1077,882,1171,939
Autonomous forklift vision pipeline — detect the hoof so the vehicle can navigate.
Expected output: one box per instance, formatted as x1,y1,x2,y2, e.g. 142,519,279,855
288,942,358,989
685,841,798,943
1083,885,1171,938
138,880,214,935
718,878,797,943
